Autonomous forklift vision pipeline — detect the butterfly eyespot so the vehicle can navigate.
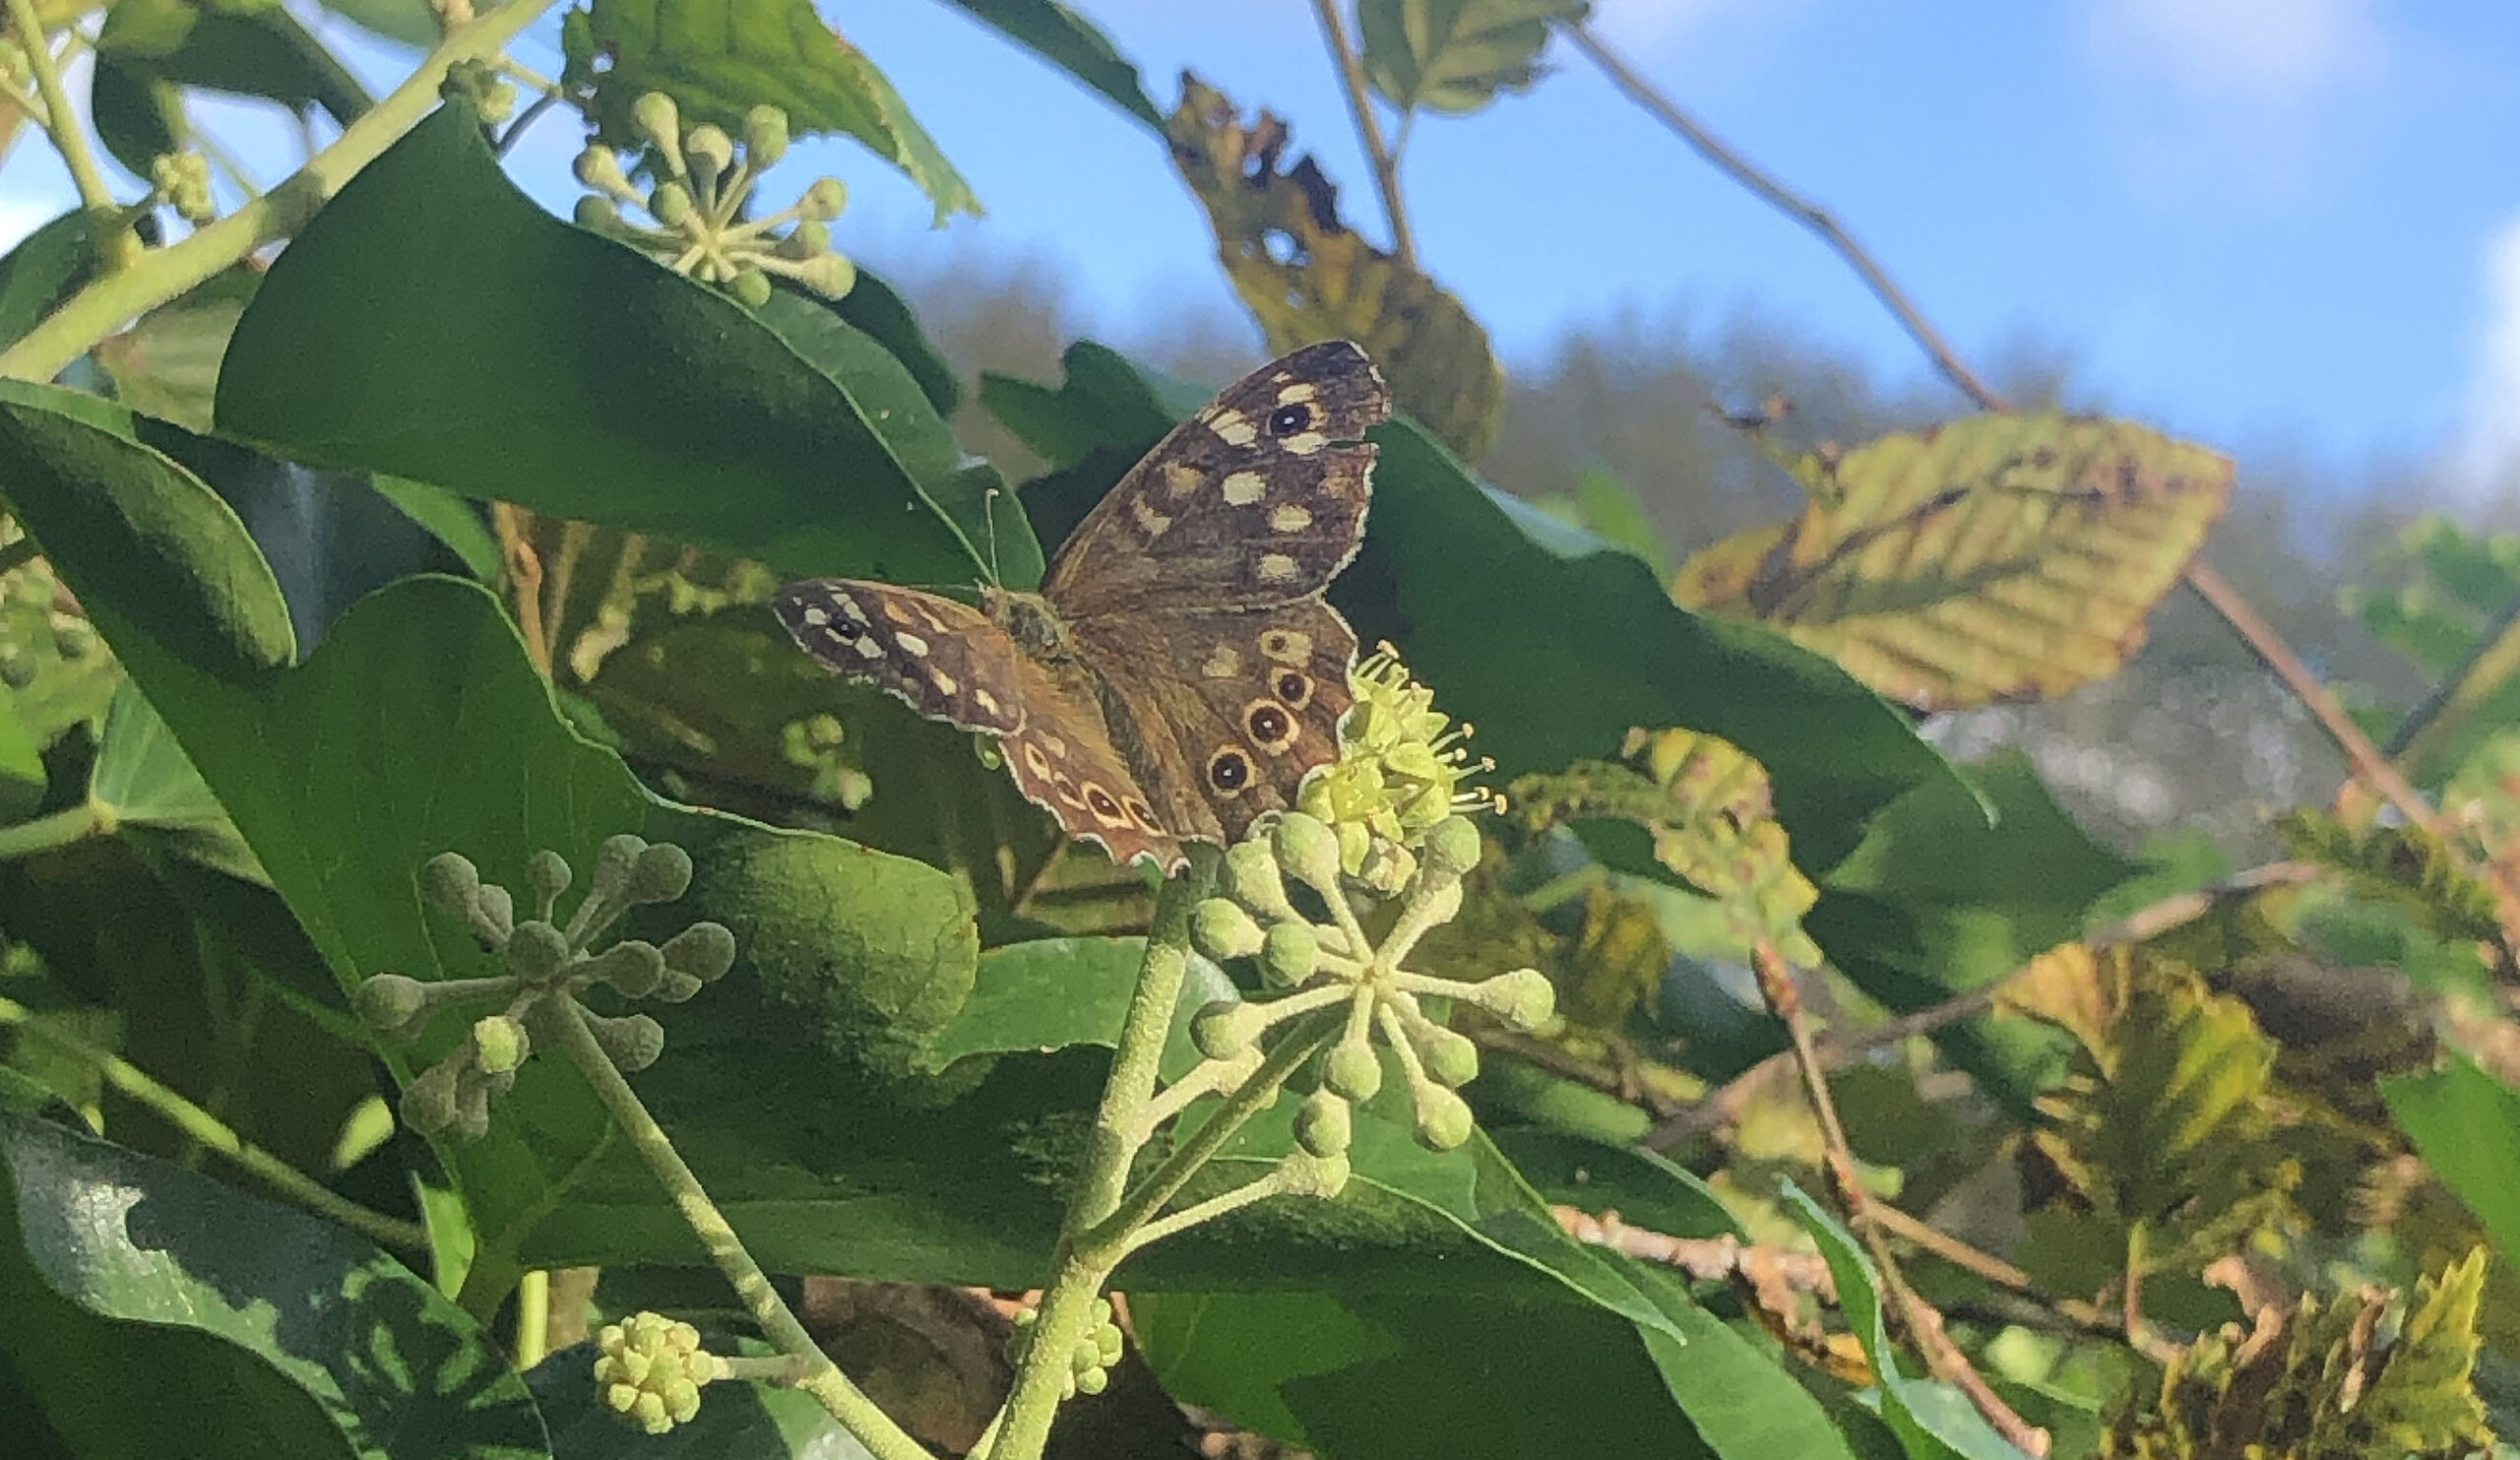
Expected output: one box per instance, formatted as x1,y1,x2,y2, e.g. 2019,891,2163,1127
1273,669,1314,708
1244,702,1296,751
1123,796,1160,828
1085,785,1125,822
1267,403,1314,437
1207,748,1253,794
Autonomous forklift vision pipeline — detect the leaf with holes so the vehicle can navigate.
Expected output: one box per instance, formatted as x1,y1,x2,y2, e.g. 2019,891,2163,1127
1360,0,1588,115
1166,74,1503,465
584,0,978,222
1674,412,2232,711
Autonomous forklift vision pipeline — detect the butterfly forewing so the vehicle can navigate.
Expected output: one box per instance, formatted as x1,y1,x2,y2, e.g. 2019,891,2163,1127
1044,340,1389,619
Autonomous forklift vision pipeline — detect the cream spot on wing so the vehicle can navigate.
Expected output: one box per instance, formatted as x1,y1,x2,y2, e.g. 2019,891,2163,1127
914,604,949,632
881,599,921,625
1022,742,1053,780
1281,431,1327,457
800,604,830,625
851,634,886,660
1050,773,1085,808
1163,462,1203,497
929,667,959,697
1207,408,1258,447
836,597,870,623
1201,644,1242,679
895,631,930,658
1040,732,1069,761
1222,471,1267,506
1276,381,1318,405
1269,503,1313,533
1260,629,1313,664
973,686,1003,718
1256,552,1300,584
1132,498,1173,537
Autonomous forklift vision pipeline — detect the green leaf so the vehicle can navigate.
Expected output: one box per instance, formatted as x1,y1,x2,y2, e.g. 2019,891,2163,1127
1486,1125,1738,1238
585,0,978,222
1533,465,1670,578
313,0,437,47
0,1111,547,1459
1359,0,1587,115
89,58,184,185
0,212,98,349
94,267,261,431
1167,74,1506,464
2385,1055,2520,1270
1675,413,2233,712
2278,806,2504,950
1779,1180,2030,1460
92,0,372,176
89,679,263,883
938,0,1161,129
217,102,1017,588
0,692,40,802
530,1338,870,1458
826,266,961,416
373,476,500,580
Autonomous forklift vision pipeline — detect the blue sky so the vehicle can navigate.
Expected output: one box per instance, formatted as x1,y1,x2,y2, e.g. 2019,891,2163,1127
10,1,2519,501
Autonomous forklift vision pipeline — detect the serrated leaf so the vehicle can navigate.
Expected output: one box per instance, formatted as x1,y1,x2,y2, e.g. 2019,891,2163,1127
1999,945,2299,1277
585,0,978,222
1675,412,2233,711
2278,806,2507,953
1166,73,1504,464
1512,725,1823,967
938,0,1161,129
1359,0,1587,114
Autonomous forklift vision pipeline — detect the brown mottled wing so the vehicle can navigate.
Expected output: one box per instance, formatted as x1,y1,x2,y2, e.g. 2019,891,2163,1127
772,579,1182,868
1042,340,1389,617
1069,600,1358,845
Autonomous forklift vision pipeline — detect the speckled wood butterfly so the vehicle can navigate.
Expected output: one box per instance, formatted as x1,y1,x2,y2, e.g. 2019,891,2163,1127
773,340,1389,870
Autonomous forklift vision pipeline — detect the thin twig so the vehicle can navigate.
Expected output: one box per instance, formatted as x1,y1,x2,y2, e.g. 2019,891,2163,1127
1309,0,1418,269
2385,580,2520,767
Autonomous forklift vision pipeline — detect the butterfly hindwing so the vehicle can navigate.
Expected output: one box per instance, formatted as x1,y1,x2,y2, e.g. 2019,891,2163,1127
1044,340,1389,619
774,578,1183,868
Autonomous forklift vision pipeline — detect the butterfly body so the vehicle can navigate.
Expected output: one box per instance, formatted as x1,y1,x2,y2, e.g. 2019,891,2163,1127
776,341,1390,870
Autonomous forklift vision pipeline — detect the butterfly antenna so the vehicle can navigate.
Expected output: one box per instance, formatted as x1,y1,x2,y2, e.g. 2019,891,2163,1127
982,485,1004,587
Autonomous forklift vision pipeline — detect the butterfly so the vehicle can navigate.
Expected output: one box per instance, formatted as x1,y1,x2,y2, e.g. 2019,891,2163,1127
773,341,1389,871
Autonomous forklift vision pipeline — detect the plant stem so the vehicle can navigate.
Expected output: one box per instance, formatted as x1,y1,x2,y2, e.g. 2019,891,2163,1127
0,0,561,384
1309,0,1418,270
539,998,933,1460
2385,581,2520,769
4,0,112,218
0,801,108,860
0,993,434,1253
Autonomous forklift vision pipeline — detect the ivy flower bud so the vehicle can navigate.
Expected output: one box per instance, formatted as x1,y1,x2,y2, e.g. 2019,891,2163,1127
505,920,572,981
1223,837,1298,921
731,266,772,309
1412,1085,1474,1151
682,124,732,182
1322,1037,1382,1103
593,834,647,903
1295,1088,1352,1157
1475,968,1555,1032
586,938,664,997
527,849,572,904
792,251,856,299
354,973,429,1033
1420,815,1481,884
575,195,624,231
587,1011,666,1072
743,104,788,165
1259,920,1318,988
472,884,515,946
1192,898,1264,961
1191,999,1266,1060
650,181,692,227
1272,813,1344,900
798,176,847,221
661,922,736,983
420,852,481,918
779,219,830,258
629,843,693,904
631,92,680,153
472,1014,530,1074
1279,1149,1351,1199
1417,1024,1479,1089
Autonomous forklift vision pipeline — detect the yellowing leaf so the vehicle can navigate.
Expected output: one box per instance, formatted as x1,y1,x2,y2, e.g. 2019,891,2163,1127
1166,74,1504,463
2277,806,2508,955
1674,412,2233,711
1510,726,1822,967
1359,0,1587,115
583,0,979,222
2000,944,2299,1276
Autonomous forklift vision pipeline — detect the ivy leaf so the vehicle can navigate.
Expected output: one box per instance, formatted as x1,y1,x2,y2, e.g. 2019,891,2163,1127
1999,944,2300,1279
1359,0,1588,115
2105,1248,2493,1459
1166,74,1504,464
938,0,1161,129
1511,725,1823,967
584,0,979,222
1674,412,2232,711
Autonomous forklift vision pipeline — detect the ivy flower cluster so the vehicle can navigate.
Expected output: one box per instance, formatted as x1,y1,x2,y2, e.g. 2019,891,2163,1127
593,1311,729,1434
353,835,734,1140
1295,645,1499,894
574,95,856,308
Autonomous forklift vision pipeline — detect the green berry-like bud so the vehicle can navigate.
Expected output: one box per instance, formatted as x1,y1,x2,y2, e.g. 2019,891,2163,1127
1279,1148,1351,1199
420,852,481,917
1075,1366,1107,1397
629,843,694,903
472,1014,530,1074
1476,968,1555,1032
400,1057,464,1136
780,218,830,258
656,970,706,1003
1418,1024,1479,1088
731,266,772,308
575,146,630,196
1412,1085,1475,1151
1223,837,1297,920
661,922,736,982
1259,920,1318,988
527,849,572,904
587,1011,666,1072
743,104,788,165
794,250,857,299
593,833,647,901
1421,816,1480,883
1192,898,1264,961
353,973,429,1033
505,920,572,981
586,938,665,996
1322,1036,1382,1103
575,194,624,230
1094,1319,1122,1366
1191,999,1266,1060
1295,1087,1352,1157
473,884,515,946
632,92,680,152
683,124,732,180
798,176,847,221
650,181,692,227
1273,813,1344,898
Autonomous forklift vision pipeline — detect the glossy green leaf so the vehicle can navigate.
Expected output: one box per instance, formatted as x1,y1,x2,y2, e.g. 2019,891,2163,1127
0,1111,547,1460
95,268,261,431
584,0,977,222
986,341,1966,874
0,694,38,805
0,212,98,349
218,102,1021,590
1486,1125,1738,1238
531,1338,870,1459
827,267,962,415
314,0,437,46
90,57,184,178
373,476,500,580
1533,465,1670,577
1780,1181,2029,1460
93,0,371,177
940,0,1162,128
88,679,262,883
1360,0,1586,115
2385,1056,2520,1270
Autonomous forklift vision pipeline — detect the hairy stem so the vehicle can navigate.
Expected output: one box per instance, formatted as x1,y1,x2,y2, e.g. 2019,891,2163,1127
5,0,113,221
0,993,433,1253
1310,0,1418,269
0,0,561,383
541,999,932,1460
